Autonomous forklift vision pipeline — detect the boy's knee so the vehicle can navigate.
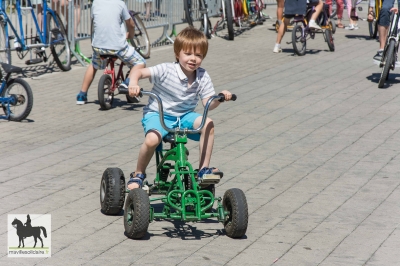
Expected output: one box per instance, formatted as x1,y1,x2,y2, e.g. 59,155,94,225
144,130,162,147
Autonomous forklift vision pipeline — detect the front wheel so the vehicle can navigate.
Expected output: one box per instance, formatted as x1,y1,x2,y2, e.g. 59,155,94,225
292,24,306,56
98,74,114,110
100,168,126,215
223,188,248,238
124,189,150,239
378,39,395,88
47,12,71,71
225,0,234,40
329,20,336,34
325,29,335,51
129,11,151,59
1,78,33,121
0,20,11,64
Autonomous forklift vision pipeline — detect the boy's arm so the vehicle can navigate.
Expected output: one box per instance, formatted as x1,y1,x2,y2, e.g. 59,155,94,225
125,18,135,40
201,90,233,110
128,68,152,97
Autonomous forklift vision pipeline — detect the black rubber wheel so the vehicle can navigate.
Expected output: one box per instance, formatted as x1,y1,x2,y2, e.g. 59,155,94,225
124,189,150,239
223,188,248,238
129,11,151,59
98,74,114,110
292,24,306,56
184,0,211,39
225,0,234,40
372,20,379,39
329,20,336,34
1,78,33,121
378,39,395,88
100,168,126,215
47,12,71,71
0,20,11,64
325,29,335,51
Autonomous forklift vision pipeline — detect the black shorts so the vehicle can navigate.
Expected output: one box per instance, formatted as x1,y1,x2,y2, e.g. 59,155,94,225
284,0,320,17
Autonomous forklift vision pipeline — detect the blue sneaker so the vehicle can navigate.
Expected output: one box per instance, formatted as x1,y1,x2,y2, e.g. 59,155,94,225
76,93,87,105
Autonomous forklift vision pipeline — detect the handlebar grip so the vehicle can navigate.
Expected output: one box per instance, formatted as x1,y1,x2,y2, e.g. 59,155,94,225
118,86,143,97
218,93,237,102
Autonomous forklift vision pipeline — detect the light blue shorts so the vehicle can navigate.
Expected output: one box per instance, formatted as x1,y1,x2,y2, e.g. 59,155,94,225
91,45,145,70
142,111,201,141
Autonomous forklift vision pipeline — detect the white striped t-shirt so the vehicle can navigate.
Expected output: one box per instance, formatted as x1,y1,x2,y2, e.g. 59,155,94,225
143,62,215,116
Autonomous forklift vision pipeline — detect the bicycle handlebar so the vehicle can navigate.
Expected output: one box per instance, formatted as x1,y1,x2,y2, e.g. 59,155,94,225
121,88,236,134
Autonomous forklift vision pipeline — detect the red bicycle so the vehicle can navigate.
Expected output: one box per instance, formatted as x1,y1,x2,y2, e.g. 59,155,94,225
97,56,138,110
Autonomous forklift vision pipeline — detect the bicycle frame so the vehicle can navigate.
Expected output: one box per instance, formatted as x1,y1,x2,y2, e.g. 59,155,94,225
101,56,125,93
0,0,60,52
380,12,400,69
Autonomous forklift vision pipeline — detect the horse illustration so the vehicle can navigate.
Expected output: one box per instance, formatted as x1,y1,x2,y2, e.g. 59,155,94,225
11,217,47,248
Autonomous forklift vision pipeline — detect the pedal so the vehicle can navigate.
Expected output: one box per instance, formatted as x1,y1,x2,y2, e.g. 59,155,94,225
198,174,221,185
25,58,43,65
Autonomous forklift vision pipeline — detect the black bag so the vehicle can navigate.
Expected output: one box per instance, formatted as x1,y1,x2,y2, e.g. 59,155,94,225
284,0,307,16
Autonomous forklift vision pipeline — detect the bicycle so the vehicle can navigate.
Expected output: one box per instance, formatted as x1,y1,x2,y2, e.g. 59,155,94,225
0,0,71,71
368,0,382,39
378,11,399,88
290,3,335,56
184,0,212,39
90,10,150,59
97,55,139,110
212,0,235,40
0,63,33,121
100,90,249,239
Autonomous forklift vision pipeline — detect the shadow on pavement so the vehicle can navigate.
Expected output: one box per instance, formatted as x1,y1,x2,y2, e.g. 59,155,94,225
366,72,400,88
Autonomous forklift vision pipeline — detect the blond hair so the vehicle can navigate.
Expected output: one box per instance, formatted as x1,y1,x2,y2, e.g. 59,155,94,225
174,27,208,61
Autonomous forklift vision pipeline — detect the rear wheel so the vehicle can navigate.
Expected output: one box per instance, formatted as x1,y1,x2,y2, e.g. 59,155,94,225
184,0,211,38
129,11,151,59
223,188,248,238
225,0,234,40
124,189,150,239
0,21,11,64
1,78,33,121
47,12,71,71
325,29,335,51
100,168,126,215
329,20,336,34
378,39,395,88
98,74,114,110
292,24,306,56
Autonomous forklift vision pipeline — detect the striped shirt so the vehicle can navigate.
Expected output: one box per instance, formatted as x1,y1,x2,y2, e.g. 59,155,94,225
143,62,215,116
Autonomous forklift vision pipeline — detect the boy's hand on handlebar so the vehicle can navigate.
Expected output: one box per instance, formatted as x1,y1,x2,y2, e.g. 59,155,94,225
390,7,398,14
128,85,141,97
220,90,232,101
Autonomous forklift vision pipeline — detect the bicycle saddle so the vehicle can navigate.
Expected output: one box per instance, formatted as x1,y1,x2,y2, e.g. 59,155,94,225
0,63,22,74
163,133,175,144
100,54,119,60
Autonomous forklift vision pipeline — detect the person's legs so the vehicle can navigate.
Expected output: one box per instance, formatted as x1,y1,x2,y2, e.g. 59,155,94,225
274,17,290,53
336,0,344,27
309,0,323,30
74,1,81,38
276,0,284,21
77,48,103,104
372,0,394,61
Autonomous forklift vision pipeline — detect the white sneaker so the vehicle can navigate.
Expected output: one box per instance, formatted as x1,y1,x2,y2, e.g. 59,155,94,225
345,24,355,30
273,46,282,53
308,20,321,30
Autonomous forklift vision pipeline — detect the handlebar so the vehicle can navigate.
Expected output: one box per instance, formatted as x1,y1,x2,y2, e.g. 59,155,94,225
120,88,236,134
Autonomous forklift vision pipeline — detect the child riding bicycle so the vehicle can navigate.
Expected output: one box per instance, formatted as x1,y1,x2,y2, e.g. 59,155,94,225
76,0,146,104
122,26,234,190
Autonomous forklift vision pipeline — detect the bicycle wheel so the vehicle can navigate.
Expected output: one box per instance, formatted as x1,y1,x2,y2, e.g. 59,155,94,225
128,11,150,59
325,29,335,51
292,24,306,56
98,74,114,110
330,0,337,18
329,20,336,34
0,20,11,64
378,39,395,88
225,0,234,40
47,12,71,71
184,0,211,38
1,78,33,121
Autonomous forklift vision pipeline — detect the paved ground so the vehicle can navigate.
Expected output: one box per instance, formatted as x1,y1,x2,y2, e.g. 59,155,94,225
2,3,400,266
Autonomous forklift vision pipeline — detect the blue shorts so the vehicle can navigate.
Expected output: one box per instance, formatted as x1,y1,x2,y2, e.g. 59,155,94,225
142,111,201,141
378,0,397,27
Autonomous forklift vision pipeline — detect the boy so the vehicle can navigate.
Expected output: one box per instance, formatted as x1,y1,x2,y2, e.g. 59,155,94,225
76,0,145,104
123,27,233,190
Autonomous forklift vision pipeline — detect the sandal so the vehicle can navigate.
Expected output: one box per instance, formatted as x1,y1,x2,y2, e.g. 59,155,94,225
337,23,344,28
127,172,146,190
197,167,224,179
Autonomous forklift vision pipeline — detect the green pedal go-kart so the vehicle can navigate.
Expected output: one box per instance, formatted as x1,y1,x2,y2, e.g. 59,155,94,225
99,90,248,239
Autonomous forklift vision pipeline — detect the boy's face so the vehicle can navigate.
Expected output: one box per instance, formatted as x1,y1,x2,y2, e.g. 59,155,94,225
176,47,204,77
